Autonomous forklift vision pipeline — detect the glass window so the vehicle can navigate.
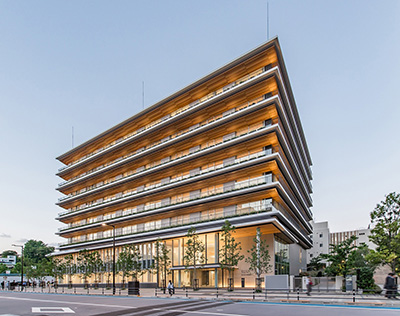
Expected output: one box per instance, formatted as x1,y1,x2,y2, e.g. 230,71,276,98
173,239,180,266
274,237,289,275
207,233,216,264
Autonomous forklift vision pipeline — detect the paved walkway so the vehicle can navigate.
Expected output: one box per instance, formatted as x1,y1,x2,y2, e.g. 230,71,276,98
2,287,400,308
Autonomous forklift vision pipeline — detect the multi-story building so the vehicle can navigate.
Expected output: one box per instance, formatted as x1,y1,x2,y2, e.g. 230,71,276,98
55,37,313,288
330,228,374,249
307,221,330,262
0,255,17,268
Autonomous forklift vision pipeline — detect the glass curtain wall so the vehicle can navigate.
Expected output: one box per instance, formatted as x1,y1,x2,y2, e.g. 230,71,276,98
274,237,290,275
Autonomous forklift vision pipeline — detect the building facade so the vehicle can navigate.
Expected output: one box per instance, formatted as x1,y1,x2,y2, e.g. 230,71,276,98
330,228,374,249
307,221,330,262
55,37,313,288
0,256,17,268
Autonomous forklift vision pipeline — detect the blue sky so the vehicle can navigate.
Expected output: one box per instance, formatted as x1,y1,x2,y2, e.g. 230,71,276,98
0,0,399,252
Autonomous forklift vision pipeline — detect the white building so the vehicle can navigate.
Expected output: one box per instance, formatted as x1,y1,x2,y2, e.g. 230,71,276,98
0,256,17,268
307,222,375,265
330,228,374,249
306,221,330,263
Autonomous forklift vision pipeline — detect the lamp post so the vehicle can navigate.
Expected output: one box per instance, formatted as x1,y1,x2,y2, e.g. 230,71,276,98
102,223,116,295
12,244,24,291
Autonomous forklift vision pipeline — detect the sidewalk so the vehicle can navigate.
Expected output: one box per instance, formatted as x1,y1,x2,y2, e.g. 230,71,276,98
2,287,400,308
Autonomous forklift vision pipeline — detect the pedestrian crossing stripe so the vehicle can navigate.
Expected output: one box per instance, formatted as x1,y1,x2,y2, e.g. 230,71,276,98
32,307,75,313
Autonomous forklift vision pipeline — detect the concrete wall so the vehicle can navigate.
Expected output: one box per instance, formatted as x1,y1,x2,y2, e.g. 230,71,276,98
234,233,274,288
289,243,307,275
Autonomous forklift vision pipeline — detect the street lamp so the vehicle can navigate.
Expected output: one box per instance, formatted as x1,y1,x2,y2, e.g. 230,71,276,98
12,244,24,291
102,223,116,295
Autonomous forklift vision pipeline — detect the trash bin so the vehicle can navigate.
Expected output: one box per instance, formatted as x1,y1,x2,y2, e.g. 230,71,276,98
128,281,140,295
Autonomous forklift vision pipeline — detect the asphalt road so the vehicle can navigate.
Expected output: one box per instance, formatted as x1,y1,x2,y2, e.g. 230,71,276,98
0,291,399,316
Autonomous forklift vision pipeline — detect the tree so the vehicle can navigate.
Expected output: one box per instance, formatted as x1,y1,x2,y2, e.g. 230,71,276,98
347,244,378,290
91,252,103,285
49,257,66,284
103,254,113,288
307,255,325,272
153,239,171,290
64,254,75,285
245,227,272,290
368,192,400,273
1,250,17,257
117,245,135,287
321,235,357,277
129,245,144,282
183,227,205,289
0,263,8,273
23,240,54,265
219,220,244,290
76,249,95,284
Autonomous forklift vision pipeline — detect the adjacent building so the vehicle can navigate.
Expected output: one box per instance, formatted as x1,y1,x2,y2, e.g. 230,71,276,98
54,37,313,288
307,222,374,265
307,221,330,262
0,256,17,268
330,228,374,249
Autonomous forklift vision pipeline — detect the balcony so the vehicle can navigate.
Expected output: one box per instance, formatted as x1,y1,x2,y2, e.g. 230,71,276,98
58,146,272,206
57,119,275,214
58,173,276,225
57,92,273,189
59,201,279,247
57,65,273,173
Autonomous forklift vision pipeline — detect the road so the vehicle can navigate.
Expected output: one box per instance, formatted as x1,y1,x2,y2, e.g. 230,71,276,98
0,291,399,316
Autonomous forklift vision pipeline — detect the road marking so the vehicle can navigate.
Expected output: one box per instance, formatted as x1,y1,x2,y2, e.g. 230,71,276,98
32,307,75,313
0,296,244,316
0,314,20,316
0,296,132,309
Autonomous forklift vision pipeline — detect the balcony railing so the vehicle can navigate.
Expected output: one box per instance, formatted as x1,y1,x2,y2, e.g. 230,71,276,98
58,145,270,205
58,65,271,173
58,173,276,226
57,120,274,215
59,202,278,247
58,92,271,189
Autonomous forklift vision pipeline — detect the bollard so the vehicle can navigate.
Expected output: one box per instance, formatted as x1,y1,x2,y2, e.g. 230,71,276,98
186,287,188,298
253,289,255,300
62,287,64,294
155,288,157,297
216,287,218,299
102,287,104,295
87,287,89,295
74,286,76,294
264,288,267,300
353,289,356,303
297,288,300,301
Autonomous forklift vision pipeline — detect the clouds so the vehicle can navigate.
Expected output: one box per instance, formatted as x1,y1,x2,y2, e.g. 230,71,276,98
0,233,11,238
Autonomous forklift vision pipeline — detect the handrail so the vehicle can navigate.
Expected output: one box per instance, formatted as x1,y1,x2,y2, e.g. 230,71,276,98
58,147,269,204
58,93,269,188
57,121,271,215
57,66,269,172
58,173,274,222
59,202,277,246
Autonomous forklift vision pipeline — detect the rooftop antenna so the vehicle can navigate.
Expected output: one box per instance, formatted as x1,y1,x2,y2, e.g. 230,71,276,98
267,2,270,40
142,81,145,109
72,126,74,148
